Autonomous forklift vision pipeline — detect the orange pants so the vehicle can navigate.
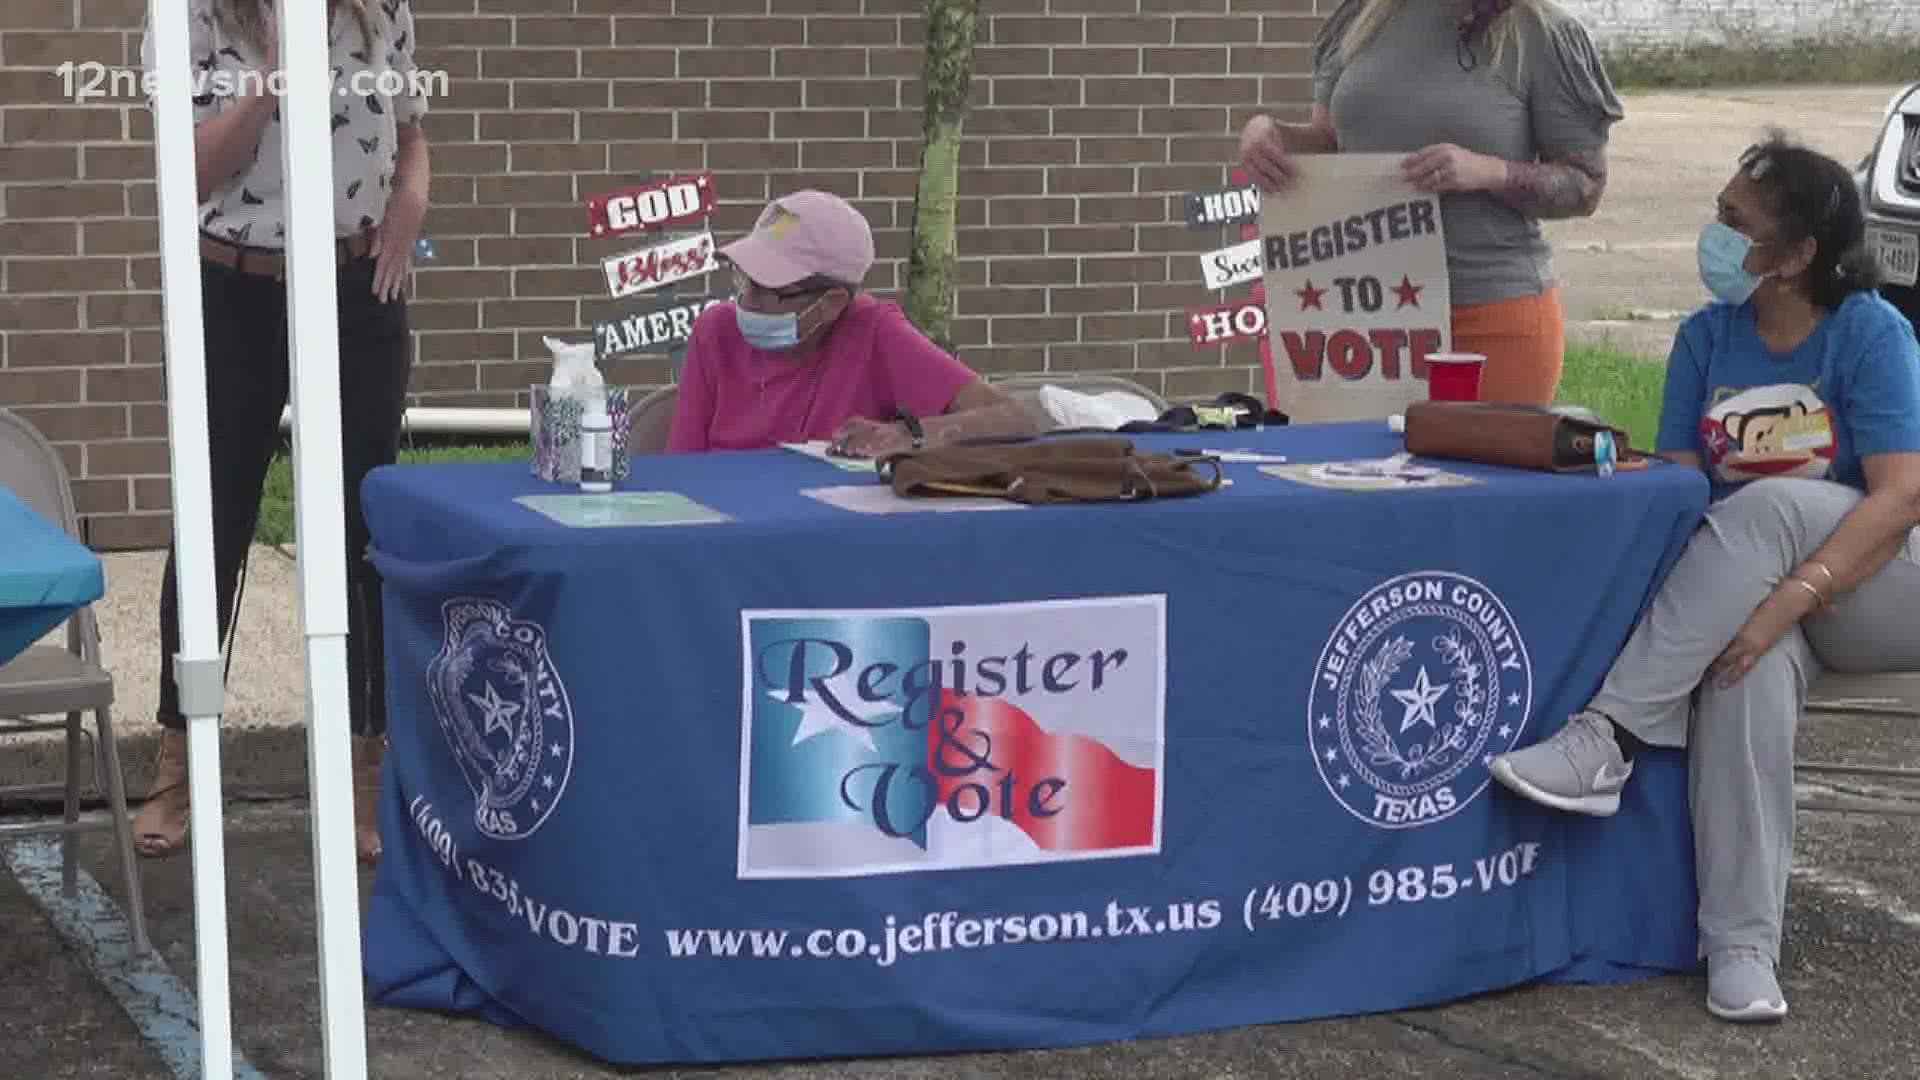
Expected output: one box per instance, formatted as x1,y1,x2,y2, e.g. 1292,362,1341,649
1450,287,1565,406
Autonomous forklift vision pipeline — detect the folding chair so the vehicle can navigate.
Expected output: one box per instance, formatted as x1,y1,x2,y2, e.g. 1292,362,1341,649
0,408,148,954
987,373,1172,431
1796,671,1920,817
626,385,677,455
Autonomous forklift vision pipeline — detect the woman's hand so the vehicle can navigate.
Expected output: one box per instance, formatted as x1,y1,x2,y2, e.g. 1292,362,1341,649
372,182,426,303
1401,143,1508,195
1709,581,1823,689
1240,114,1296,193
829,417,914,460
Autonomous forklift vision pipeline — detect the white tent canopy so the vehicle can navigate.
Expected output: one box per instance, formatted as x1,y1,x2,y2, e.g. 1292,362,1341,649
148,0,369,1074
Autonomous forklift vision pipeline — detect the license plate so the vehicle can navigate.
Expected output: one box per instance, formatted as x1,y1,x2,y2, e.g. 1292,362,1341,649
1869,225,1919,287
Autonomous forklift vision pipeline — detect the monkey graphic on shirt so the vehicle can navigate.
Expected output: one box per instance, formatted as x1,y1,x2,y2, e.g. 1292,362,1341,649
1700,383,1836,484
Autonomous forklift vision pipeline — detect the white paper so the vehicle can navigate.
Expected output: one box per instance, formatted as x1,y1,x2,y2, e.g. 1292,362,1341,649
802,485,1024,515
780,440,881,473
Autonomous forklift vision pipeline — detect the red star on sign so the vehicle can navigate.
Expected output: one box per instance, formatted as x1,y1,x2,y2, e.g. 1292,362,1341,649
1296,280,1326,311
1392,275,1424,309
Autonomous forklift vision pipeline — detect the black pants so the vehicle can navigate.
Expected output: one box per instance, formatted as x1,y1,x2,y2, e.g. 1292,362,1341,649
156,253,413,736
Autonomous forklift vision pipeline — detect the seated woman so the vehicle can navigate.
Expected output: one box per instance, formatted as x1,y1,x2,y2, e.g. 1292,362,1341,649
666,189,1039,457
1490,135,1920,1023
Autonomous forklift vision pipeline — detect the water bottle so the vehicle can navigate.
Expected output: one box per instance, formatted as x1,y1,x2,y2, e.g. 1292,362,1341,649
578,391,613,494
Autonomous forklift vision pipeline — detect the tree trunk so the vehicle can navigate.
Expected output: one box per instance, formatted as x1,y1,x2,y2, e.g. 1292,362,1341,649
903,0,979,350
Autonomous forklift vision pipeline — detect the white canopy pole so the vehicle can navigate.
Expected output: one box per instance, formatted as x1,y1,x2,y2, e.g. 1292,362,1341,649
274,0,370,1076
147,0,236,1075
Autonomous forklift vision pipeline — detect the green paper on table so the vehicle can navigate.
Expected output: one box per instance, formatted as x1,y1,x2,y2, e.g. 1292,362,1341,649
514,491,732,528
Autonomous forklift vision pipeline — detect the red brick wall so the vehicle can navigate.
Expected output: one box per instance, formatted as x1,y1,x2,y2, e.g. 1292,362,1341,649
0,0,1320,550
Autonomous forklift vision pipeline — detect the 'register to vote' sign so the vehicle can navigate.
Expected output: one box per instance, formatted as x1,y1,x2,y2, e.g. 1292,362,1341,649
1258,154,1451,422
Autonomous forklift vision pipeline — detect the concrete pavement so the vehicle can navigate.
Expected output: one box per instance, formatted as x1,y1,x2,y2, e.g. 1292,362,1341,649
4,84,1919,1079
1551,85,1896,358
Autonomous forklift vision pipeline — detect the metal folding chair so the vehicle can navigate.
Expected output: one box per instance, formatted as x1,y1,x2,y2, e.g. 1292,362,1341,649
987,373,1172,431
0,408,149,954
1796,671,1920,817
626,385,678,455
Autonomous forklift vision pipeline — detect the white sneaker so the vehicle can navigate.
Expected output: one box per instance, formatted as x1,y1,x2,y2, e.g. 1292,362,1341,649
1488,710,1634,816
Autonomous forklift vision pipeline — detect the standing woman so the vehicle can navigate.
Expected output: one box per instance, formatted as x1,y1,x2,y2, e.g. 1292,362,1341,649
1239,0,1624,405
136,0,430,863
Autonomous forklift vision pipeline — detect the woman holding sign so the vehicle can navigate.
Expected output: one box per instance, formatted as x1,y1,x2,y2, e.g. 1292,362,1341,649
1492,137,1920,1022
1240,0,1623,404
134,0,432,864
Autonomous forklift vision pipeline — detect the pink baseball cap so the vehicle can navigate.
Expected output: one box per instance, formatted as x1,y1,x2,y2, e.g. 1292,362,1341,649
718,190,875,289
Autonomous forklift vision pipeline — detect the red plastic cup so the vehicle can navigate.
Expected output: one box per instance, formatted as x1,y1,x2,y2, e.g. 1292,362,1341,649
1425,353,1485,402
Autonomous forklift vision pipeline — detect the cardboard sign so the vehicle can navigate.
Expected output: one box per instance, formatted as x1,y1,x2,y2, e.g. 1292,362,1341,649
1187,297,1267,348
585,171,717,240
1199,237,1263,290
594,293,724,358
602,231,715,299
1258,155,1450,423
1184,183,1260,230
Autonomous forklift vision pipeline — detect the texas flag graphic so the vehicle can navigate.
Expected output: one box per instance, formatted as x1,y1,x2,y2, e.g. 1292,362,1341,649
738,598,1164,879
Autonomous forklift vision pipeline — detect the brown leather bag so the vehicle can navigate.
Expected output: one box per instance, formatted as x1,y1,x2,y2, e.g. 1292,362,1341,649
1403,401,1650,472
881,436,1225,504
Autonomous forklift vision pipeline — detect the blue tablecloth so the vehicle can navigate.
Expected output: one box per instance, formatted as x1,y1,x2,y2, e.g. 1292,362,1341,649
359,421,1712,1066
0,487,103,666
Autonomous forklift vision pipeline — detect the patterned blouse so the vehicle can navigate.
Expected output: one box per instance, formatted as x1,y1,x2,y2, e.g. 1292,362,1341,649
140,0,429,249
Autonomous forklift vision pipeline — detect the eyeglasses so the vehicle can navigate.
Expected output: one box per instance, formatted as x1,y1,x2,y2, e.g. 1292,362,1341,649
730,269,833,305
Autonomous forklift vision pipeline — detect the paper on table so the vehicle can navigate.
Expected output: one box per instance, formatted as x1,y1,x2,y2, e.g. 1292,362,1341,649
780,440,879,473
1259,454,1478,492
514,491,732,527
802,485,1024,515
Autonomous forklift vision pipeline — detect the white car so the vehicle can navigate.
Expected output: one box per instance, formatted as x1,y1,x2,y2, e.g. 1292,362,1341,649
1859,84,1920,319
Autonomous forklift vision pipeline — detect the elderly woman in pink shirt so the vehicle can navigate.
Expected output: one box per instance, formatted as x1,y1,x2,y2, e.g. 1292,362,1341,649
666,190,1038,457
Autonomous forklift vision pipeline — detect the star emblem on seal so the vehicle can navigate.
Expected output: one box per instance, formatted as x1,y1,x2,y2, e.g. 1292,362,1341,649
1306,572,1533,830
428,598,578,841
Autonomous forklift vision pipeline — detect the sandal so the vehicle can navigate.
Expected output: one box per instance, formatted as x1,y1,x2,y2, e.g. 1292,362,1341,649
132,729,190,858
354,734,386,864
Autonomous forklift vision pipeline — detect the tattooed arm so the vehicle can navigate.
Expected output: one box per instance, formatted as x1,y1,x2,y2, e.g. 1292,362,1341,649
1495,148,1609,220
1402,144,1608,220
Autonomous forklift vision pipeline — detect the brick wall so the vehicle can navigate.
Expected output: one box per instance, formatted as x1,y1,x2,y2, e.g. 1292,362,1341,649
0,0,1319,550
1559,0,1920,48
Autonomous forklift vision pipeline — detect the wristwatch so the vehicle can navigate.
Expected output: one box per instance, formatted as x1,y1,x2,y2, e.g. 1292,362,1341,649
896,411,925,451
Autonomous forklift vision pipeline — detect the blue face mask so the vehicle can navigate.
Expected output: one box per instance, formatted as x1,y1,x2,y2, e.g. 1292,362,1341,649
1697,221,1770,305
735,297,829,352
735,306,800,350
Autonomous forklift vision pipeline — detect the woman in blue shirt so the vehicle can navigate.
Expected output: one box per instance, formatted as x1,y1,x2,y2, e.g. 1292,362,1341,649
1490,135,1920,1023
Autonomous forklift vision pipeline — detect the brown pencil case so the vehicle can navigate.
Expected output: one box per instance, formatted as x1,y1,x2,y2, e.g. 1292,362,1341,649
1402,401,1649,472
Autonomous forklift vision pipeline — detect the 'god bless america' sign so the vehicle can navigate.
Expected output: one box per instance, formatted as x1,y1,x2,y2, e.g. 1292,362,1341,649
585,171,717,240
602,231,715,300
594,293,723,358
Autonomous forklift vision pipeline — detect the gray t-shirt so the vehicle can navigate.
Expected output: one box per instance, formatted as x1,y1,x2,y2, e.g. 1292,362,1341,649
1313,0,1624,306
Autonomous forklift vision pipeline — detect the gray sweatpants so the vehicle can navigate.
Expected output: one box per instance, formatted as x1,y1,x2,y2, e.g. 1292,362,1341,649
1588,476,1920,960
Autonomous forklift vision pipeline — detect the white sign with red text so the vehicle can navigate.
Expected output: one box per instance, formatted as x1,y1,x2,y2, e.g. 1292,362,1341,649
1259,155,1450,422
602,231,715,300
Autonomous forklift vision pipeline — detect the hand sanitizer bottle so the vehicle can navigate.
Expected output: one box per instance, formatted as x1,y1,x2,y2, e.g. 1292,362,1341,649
579,391,613,494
